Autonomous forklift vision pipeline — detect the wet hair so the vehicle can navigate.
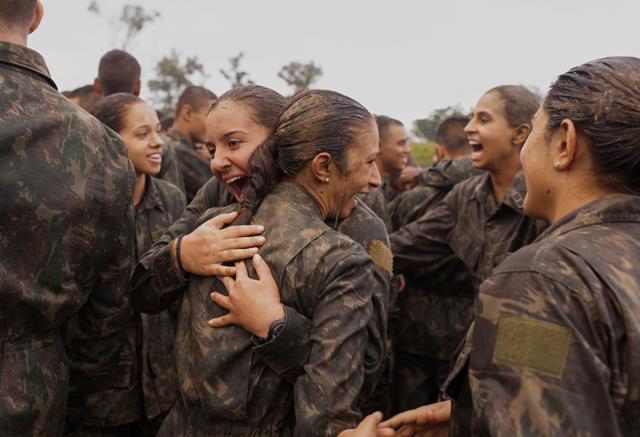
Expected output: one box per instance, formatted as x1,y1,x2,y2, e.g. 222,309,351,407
485,85,540,128
233,89,373,225
544,56,640,194
68,84,101,112
175,85,217,118
97,50,141,96
91,93,144,134
436,116,470,152
376,115,404,143
210,84,287,133
0,0,36,26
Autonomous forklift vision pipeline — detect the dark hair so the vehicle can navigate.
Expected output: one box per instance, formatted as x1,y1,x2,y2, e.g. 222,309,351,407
544,56,640,194
486,85,540,128
97,50,141,96
175,85,217,118
91,93,144,134
210,84,286,133
436,116,470,152
68,84,101,112
375,115,403,143
234,89,373,224
0,0,36,26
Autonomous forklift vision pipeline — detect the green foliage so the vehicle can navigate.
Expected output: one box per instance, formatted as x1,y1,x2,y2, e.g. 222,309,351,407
120,5,161,49
410,142,436,166
220,52,254,89
147,50,207,115
412,105,466,141
278,61,323,94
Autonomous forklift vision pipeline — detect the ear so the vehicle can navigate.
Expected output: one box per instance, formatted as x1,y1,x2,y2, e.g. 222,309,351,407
512,123,532,147
132,79,141,97
310,152,333,183
181,104,194,122
93,78,103,97
28,1,44,35
553,119,578,170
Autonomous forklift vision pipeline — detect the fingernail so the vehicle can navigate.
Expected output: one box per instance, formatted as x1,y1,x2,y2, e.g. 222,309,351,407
257,236,265,242
257,225,264,232
254,254,262,261
250,247,259,253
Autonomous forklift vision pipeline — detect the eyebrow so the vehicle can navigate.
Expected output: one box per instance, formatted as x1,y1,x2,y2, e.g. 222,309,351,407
222,129,247,140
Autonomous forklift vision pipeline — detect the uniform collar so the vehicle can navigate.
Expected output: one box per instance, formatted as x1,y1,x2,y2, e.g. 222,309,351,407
537,193,640,241
0,41,56,89
268,181,323,219
138,175,166,213
166,127,192,147
471,171,526,215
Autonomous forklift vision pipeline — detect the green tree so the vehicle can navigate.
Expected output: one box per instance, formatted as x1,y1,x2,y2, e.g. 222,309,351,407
87,2,160,49
412,105,466,141
278,61,322,94
147,50,207,114
220,52,254,89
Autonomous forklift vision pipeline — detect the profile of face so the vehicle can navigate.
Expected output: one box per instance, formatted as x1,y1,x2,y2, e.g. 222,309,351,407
465,91,519,172
193,141,211,161
119,102,164,176
327,118,382,219
520,106,556,220
206,100,271,201
190,100,215,143
379,123,410,173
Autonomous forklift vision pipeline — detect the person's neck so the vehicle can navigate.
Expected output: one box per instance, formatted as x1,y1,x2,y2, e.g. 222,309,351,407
489,156,521,204
548,183,610,224
133,173,146,206
293,175,329,220
375,158,391,182
171,121,193,144
0,31,28,47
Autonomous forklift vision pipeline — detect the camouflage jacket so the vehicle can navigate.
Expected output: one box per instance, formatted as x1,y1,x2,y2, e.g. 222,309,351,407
80,176,186,426
162,128,212,201
132,176,391,406
388,159,481,360
156,139,186,194
361,178,393,231
390,171,547,291
134,182,375,436
456,194,640,436
0,42,135,436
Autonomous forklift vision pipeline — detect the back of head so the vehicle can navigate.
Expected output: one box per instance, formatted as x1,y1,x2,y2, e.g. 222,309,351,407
436,116,470,154
69,84,101,112
375,115,403,143
0,0,36,28
91,92,143,134
236,89,372,224
544,56,640,194
487,85,540,127
175,85,217,118
97,50,141,96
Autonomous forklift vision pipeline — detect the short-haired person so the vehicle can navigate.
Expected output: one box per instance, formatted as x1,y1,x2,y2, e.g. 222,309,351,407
0,2,135,435
160,85,217,201
66,84,101,112
93,49,141,97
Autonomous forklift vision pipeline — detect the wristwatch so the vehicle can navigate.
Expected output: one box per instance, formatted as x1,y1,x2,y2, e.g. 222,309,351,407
253,317,286,346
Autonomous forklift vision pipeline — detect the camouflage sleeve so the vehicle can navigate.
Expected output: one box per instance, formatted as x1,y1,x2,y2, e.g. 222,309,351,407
177,148,213,202
156,141,185,194
390,191,457,275
293,247,374,436
468,252,623,436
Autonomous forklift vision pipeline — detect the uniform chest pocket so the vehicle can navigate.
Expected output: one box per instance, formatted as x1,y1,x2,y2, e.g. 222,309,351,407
449,215,483,273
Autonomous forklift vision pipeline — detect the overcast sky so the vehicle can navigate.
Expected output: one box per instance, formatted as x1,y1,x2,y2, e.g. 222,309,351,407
31,0,640,128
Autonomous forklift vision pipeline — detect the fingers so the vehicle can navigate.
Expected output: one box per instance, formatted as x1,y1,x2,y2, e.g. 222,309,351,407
220,276,235,292
235,260,248,280
252,254,273,282
380,409,415,429
207,211,239,229
219,235,266,250
217,248,260,264
207,313,236,328
220,224,265,239
357,412,383,433
200,264,236,277
210,292,232,310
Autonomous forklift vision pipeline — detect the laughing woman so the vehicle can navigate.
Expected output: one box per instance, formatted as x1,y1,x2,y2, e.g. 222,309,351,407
133,90,384,436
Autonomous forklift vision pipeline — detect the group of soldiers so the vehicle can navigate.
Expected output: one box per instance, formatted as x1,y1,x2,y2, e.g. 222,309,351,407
3,2,640,437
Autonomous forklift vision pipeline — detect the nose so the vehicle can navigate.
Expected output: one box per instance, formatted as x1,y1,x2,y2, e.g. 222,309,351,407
463,119,475,135
369,162,382,188
151,130,164,152
210,147,229,175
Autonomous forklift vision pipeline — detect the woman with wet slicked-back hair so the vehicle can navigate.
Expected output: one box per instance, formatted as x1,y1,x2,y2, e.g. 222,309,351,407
374,57,640,437
133,89,385,436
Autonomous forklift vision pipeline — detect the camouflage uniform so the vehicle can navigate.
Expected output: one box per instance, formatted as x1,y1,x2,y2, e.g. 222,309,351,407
133,182,375,436
361,178,393,231
0,42,135,436
156,140,186,194
448,194,640,436
387,159,482,412
75,176,185,435
162,128,211,201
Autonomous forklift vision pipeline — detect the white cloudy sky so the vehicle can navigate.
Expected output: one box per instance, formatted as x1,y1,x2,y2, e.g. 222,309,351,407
31,0,640,127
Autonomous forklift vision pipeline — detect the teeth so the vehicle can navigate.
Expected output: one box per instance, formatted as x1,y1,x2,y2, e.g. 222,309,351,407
226,176,243,184
148,153,161,159
468,140,480,146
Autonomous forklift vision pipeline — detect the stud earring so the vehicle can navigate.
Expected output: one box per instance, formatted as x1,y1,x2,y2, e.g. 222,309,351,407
324,177,330,182
553,161,560,168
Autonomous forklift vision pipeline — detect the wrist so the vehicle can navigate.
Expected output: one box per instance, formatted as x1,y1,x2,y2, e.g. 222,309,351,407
255,304,285,339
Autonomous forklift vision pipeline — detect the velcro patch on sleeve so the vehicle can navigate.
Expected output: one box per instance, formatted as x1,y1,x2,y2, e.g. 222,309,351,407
492,316,572,379
368,239,393,277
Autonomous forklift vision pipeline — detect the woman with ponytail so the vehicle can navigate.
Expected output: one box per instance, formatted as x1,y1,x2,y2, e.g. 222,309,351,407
133,88,385,435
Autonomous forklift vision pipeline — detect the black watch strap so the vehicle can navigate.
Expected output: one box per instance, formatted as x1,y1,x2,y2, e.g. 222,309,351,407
253,317,286,346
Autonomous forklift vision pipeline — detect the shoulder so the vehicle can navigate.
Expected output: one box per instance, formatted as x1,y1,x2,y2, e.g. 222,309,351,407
152,177,187,205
